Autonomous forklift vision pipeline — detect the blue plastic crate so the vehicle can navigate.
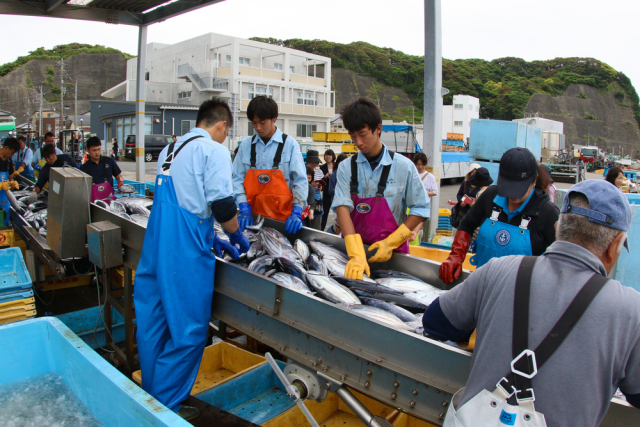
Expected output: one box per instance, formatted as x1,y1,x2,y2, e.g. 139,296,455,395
113,179,146,198
0,289,33,304
0,247,33,295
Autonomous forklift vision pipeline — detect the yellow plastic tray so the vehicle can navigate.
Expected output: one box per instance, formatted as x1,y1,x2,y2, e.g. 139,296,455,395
0,297,35,310
133,341,266,396
409,245,476,271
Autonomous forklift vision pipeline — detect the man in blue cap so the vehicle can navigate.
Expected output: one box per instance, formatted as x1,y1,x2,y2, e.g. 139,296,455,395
424,179,640,427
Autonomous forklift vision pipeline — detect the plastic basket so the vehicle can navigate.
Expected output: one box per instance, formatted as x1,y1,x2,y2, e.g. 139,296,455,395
0,248,33,295
113,179,146,198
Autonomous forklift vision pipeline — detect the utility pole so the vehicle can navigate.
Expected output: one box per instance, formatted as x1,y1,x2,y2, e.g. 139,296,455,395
58,58,64,135
38,86,43,138
74,81,77,131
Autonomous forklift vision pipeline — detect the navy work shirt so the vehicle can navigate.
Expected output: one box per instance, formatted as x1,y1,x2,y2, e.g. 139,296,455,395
35,154,77,189
79,156,122,185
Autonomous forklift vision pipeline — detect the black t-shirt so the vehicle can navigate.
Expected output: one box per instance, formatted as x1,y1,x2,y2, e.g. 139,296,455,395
79,156,122,185
35,154,77,189
0,158,14,176
365,149,385,171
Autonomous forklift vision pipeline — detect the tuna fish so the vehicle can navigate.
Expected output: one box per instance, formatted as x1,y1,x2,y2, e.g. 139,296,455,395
332,276,399,294
306,254,328,275
308,240,349,263
306,272,361,305
94,200,110,209
109,201,127,215
5,189,24,214
118,212,133,221
246,241,266,261
359,297,417,322
246,215,265,231
261,227,294,257
371,270,425,282
403,289,446,307
130,214,149,227
271,273,314,295
118,184,136,193
342,305,412,331
248,255,275,275
293,239,310,261
275,257,308,283
127,203,150,217
374,278,441,294
350,288,428,311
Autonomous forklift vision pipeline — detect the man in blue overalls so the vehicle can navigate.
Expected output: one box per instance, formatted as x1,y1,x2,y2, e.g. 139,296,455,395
440,148,559,284
134,99,250,420
11,136,34,181
0,138,20,226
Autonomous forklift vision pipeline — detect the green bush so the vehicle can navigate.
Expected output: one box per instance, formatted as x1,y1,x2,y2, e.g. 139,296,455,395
615,91,625,101
577,92,588,99
583,113,598,120
582,135,589,139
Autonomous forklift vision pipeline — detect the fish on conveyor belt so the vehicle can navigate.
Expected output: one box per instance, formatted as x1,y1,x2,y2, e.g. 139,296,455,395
246,241,265,261
306,272,361,305
293,239,310,261
374,278,441,294
321,256,375,282
306,254,328,275
261,227,294,257
118,212,132,221
265,269,278,277
271,272,314,295
6,190,25,215
341,304,412,331
371,270,426,282
332,276,399,294
130,214,149,226
403,289,446,307
351,288,428,311
261,227,291,246
275,257,308,283
93,200,110,209
28,201,47,212
117,184,136,193
308,240,349,263
248,255,275,275
246,215,264,231
38,227,47,237
360,297,417,323
109,201,127,215
127,203,150,217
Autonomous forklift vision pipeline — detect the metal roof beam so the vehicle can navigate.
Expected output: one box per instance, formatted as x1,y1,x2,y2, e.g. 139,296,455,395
0,1,143,25
46,0,66,12
142,0,224,25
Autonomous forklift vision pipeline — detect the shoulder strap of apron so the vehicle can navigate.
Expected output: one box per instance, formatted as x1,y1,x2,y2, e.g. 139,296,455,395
250,134,258,168
161,135,202,171
272,133,287,169
497,256,609,406
376,151,394,197
101,156,108,181
350,155,358,195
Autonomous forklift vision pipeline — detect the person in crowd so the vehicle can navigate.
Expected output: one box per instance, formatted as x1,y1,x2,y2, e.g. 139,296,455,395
303,166,317,228
11,135,34,181
0,138,20,226
536,163,557,202
319,149,336,231
412,152,436,243
32,132,63,176
329,154,348,208
112,138,119,159
455,163,481,216
439,148,559,284
232,96,307,234
172,135,177,143
309,169,325,230
605,167,624,189
332,98,428,280
79,137,125,202
424,179,640,427
26,144,77,203
305,150,321,171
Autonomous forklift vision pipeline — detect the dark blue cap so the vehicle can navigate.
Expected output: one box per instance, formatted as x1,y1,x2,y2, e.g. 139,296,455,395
562,180,631,250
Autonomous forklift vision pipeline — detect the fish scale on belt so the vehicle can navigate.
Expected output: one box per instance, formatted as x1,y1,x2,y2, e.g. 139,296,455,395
306,272,361,305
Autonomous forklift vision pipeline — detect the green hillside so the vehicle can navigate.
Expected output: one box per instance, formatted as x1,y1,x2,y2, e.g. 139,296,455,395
251,38,640,126
0,43,134,78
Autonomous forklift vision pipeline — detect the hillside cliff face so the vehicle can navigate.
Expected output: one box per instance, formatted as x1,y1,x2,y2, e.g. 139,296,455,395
525,83,640,156
0,53,126,125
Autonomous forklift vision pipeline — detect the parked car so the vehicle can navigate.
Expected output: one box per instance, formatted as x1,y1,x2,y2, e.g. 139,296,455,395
125,134,173,162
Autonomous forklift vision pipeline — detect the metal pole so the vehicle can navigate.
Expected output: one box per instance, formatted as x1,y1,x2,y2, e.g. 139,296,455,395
60,58,64,135
135,25,148,182
74,81,77,131
39,86,43,138
423,0,443,240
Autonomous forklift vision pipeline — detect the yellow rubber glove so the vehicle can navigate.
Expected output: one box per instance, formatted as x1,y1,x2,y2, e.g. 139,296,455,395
0,182,11,191
344,234,371,280
10,181,18,190
11,166,24,178
368,224,412,263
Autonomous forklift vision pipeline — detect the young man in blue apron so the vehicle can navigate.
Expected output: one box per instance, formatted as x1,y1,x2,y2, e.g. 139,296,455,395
32,132,62,178
0,138,20,226
11,136,34,181
439,148,559,284
79,136,125,202
423,180,640,427
25,144,77,204
134,99,250,421
232,96,308,234
332,98,429,280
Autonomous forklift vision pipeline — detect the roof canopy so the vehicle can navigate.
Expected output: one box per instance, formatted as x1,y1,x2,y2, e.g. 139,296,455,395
0,0,225,26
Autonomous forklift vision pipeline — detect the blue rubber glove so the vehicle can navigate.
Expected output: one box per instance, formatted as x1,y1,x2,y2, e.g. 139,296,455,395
237,202,253,231
285,205,304,234
226,227,251,255
212,235,240,259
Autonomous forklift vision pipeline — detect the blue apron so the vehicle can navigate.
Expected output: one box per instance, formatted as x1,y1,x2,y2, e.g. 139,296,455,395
470,207,533,268
0,172,10,227
16,148,34,179
134,136,216,412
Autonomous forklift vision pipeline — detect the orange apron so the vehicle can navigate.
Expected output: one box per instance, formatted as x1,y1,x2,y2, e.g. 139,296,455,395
243,134,294,222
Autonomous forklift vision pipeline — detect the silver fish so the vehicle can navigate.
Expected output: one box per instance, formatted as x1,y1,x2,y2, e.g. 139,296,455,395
360,297,417,323
351,288,428,310
246,215,265,231
333,277,399,294
261,227,291,246
265,269,278,277
110,201,127,215
127,203,150,217
308,240,349,263
403,289,447,306
343,305,412,331
281,248,303,264
246,241,265,261
271,273,314,295
118,212,133,221
375,278,441,294
118,184,136,193
130,214,149,227
261,227,294,257
93,200,110,209
248,255,275,275
372,270,424,282
38,227,47,237
5,189,24,214
306,272,361,305
275,257,307,283
322,256,374,281
306,254,328,275
293,239,310,261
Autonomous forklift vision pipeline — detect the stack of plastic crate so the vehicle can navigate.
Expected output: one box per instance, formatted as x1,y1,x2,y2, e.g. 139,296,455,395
0,247,35,325
436,208,453,236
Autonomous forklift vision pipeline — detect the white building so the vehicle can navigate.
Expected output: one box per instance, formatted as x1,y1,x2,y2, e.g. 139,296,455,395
102,33,335,145
513,113,564,134
441,95,480,141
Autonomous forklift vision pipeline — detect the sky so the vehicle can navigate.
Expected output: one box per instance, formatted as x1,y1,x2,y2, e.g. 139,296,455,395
1,0,639,95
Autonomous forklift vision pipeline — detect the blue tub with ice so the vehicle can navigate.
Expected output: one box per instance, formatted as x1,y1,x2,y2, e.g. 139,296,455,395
0,317,189,426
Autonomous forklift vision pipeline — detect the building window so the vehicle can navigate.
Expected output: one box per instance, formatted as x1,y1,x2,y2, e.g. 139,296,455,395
454,121,463,126
226,55,231,66
47,113,53,118
296,123,317,138
145,71,149,81
289,66,295,73
296,92,317,106
178,91,192,99
476,106,479,112
248,87,273,99
181,120,196,135
212,53,220,67
454,104,463,109
46,124,52,131
239,57,250,66
469,104,473,110
274,63,283,71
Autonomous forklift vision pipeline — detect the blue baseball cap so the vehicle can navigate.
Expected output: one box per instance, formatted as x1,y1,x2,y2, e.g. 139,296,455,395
561,179,631,250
